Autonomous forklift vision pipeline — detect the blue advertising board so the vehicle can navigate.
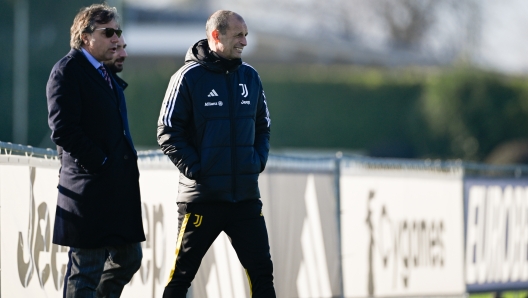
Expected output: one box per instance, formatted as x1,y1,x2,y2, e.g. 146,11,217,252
464,178,528,293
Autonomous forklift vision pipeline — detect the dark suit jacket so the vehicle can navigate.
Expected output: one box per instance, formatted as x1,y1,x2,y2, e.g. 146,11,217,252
47,48,145,248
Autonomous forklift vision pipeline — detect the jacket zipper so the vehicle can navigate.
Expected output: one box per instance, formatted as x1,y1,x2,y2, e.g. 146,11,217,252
227,70,237,201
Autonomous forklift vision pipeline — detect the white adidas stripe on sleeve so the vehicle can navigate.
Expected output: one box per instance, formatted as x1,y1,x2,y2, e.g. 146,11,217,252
160,62,200,127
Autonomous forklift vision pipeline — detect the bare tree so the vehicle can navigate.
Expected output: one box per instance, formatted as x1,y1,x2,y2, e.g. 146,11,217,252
207,0,482,65
376,0,438,49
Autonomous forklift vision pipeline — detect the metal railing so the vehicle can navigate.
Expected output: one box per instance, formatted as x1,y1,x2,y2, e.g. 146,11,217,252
2,141,528,178
0,141,57,159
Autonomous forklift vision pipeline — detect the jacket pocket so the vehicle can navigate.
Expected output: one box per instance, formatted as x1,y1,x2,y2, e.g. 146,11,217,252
237,147,261,175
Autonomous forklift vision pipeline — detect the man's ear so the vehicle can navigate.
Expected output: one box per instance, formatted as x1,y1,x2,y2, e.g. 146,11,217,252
212,29,220,42
81,33,89,45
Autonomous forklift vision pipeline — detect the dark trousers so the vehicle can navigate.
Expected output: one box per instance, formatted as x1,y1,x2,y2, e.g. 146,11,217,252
163,199,276,298
63,243,142,298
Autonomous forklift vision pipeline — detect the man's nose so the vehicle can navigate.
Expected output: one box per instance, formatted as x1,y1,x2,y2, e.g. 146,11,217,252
241,36,247,46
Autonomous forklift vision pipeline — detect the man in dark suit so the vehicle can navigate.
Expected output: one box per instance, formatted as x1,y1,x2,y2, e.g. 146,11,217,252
104,34,128,90
46,4,145,297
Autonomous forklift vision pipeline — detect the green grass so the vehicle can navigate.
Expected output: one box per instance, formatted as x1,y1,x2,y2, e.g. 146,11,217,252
470,291,528,298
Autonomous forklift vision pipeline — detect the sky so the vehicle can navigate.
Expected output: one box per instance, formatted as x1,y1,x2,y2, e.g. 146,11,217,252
122,0,528,74
478,0,528,73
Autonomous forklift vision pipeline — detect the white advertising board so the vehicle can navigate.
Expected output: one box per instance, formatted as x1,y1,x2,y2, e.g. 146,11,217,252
1,159,264,298
1,165,68,297
340,167,465,297
0,163,180,298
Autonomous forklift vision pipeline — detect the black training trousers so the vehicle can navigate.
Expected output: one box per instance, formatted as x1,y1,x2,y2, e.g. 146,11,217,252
163,199,276,298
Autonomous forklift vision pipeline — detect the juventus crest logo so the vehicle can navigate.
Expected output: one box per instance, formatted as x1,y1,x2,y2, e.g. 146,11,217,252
239,84,248,98
193,214,203,227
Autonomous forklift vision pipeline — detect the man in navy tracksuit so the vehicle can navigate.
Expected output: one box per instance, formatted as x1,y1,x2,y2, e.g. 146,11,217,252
157,10,275,298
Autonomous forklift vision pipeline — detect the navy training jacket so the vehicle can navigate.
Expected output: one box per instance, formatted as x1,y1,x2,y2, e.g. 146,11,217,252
157,39,271,203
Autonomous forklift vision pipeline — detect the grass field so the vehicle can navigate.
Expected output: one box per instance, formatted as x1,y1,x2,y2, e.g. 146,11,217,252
471,291,528,298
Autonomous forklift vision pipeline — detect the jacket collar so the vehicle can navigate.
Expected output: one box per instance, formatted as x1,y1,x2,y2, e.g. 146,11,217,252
109,72,128,90
184,39,242,73
68,48,117,98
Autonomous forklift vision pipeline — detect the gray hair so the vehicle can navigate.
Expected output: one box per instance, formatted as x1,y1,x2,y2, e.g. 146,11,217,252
70,3,120,49
205,10,243,40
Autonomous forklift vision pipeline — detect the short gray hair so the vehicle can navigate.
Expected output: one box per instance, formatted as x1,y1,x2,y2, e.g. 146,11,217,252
205,10,243,40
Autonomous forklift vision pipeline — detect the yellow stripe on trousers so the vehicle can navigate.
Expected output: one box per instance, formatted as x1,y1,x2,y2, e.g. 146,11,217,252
166,213,191,286
245,269,253,297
